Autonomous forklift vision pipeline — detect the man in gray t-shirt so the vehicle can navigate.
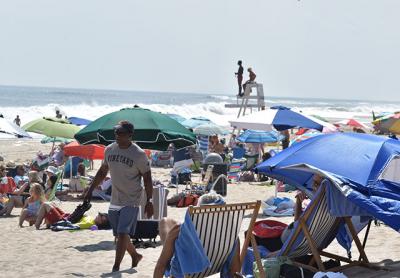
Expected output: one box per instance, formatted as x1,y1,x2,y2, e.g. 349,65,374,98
84,120,153,272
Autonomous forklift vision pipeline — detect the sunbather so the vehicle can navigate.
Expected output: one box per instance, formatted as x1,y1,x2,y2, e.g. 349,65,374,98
19,183,45,227
1,170,43,216
154,192,241,278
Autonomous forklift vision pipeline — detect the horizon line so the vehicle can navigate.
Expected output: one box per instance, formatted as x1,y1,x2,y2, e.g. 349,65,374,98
0,83,398,104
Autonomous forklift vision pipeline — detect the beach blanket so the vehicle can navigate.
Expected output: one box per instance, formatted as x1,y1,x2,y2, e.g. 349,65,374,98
168,211,210,277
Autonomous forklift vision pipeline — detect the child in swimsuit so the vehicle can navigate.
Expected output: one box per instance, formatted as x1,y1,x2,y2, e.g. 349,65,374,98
19,183,45,227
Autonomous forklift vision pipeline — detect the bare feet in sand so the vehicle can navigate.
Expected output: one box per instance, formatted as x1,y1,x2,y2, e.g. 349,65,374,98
132,253,143,268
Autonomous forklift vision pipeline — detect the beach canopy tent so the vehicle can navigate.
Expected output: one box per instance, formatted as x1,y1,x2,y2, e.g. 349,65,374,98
237,130,285,143
193,123,229,136
255,133,400,232
181,116,212,129
68,117,92,126
229,106,337,132
74,107,197,151
372,112,400,134
335,118,371,130
64,141,105,160
23,117,81,139
0,118,31,138
165,113,186,124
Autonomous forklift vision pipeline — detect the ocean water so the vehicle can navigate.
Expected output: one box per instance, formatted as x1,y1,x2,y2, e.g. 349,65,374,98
1,85,400,127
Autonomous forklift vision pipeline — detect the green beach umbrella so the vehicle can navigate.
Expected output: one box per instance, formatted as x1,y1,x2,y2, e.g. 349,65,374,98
23,117,81,139
74,107,197,150
40,136,73,144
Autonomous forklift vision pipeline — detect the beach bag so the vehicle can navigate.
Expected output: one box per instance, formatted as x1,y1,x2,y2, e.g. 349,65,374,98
176,193,198,208
239,171,255,182
132,220,159,248
280,263,313,278
253,257,291,278
178,172,192,184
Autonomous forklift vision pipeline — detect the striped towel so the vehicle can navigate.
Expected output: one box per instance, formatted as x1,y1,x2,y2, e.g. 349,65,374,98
198,136,209,154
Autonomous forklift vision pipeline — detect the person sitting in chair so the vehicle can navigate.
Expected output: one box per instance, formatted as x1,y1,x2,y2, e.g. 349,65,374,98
242,67,257,94
267,174,324,257
153,192,241,278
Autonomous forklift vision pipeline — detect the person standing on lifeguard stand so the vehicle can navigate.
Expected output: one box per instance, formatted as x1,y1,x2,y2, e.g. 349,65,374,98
235,60,244,97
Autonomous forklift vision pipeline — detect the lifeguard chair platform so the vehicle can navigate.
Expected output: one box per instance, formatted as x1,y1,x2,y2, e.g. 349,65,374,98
224,83,265,118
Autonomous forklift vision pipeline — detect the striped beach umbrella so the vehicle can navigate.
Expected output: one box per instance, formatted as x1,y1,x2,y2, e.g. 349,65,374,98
237,130,284,143
372,112,400,134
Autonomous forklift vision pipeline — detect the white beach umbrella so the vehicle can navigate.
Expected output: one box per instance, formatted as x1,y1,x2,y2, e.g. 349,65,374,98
193,123,229,136
0,118,31,138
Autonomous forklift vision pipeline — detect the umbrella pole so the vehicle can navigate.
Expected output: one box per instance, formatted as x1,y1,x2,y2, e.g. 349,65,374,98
50,138,56,155
358,219,372,261
70,157,73,179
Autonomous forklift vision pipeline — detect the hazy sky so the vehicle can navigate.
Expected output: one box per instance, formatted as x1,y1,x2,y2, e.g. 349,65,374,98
1,1,400,100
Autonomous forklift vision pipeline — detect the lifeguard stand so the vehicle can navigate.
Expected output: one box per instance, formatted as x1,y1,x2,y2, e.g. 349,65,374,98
225,83,265,118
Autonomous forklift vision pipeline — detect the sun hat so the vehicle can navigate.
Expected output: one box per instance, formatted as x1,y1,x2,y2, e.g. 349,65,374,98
45,166,58,175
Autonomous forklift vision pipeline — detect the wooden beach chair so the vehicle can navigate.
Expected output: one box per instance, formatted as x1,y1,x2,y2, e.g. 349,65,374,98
276,183,373,273
185,201,265,278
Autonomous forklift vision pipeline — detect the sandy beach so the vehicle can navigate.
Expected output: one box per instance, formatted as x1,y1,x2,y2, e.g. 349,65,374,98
0,139,399,278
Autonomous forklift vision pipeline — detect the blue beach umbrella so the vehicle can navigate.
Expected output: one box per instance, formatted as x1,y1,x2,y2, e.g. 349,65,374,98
230,106,336,132
181,117,212,129
255,133,400,231
237,130,285,143
68,117,92,126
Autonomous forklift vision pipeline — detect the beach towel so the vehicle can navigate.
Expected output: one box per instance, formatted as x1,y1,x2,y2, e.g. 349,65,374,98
168,211,211,277
198,136,209,155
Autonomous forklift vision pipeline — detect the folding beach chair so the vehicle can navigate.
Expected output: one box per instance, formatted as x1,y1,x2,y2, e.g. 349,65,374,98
182,201,265,278
276,182,372,273
47,170,63,202
132,187,169,248
228,159,246,182
243,154,258,171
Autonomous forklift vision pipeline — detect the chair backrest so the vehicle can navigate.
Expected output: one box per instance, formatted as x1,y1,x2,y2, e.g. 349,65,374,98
187,202,258,278
232,147,245,159
244,154,258,170
280,184,339,258
47,171,63,202
202,165,214,184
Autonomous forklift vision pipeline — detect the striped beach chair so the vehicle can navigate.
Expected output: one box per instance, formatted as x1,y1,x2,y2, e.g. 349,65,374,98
276,183,372,273
184,201,265,278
